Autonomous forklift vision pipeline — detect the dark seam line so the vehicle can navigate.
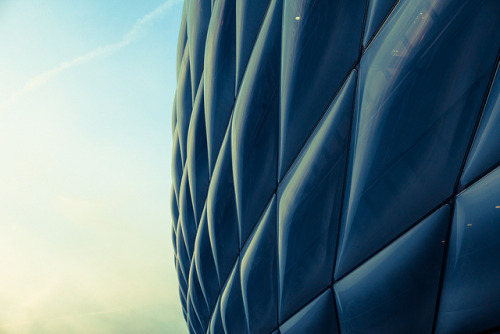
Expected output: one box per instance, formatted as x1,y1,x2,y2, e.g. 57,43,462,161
431,48,500,334
278,58,360,184
363,0,401,53
456,51,500,192
431,199,455,334
268,284,333,334
276,0,283,329
334,195,453,283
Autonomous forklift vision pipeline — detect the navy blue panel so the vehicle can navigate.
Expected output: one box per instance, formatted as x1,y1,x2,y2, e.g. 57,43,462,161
461,63,500,187
172,94,177,135
179,169,197,259
240,196,278,333
209,298,224,334
176,47,193,166
176,258,188,304
235,0,270,91
171,186,179,252
335,0,500,279
176,222,191,294
280,288,338,334
188,260,210,333
278,0,366,180
187,80,209,223
177,1,188,77
362,0,397,47
172,130,183,202
277,71,356,322
187,0,211,100
220,260,247,334
193,208,219,311
231,0,281,248
204,0,236,175
206,123,239,285
437,166,500,334
335,205,449,334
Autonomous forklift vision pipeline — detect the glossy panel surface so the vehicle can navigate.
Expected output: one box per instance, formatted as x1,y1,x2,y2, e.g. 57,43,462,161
231,0,281,247
235,0,270,91
187,80,209,223
204,0,236,174
220,261,247,334
335,0,500,279
277,71,356,322
240,196,278,334
335,205,449,334
187,0,211,99
362,0,398,46
279,0,366,179
437,167,500,334
172,0,500,332
461,64,500,187
206,125,239,286
280,289,338,334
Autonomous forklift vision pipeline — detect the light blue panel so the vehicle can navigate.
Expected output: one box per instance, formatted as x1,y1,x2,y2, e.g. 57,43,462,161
278,0,366,180
231,0,282,248
335,0,500,279
277,71,356,322
437,166,500,334
240,196,278,333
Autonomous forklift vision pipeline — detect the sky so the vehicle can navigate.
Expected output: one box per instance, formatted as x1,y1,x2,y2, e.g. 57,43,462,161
0,0,187,333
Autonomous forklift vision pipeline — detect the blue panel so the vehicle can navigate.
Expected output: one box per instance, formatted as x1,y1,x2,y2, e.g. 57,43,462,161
171,186,179,251
235,0,270,91
277,71,356,322
335,0,500,279
362,0,398,47
188,0,211,100
461,64,500,187
208,298,224,334
179,169,197,259
231,0,281,247
278,0,366,180
188,260,210,333
204,0,236,175
206,123,239,285
187,80,209,223
335,205,449,334
193,208,219,311
176,47,193,166
176,222,191,294
220,260,247,334
177,1,188,77
172,129,183,202
280,288,338,334
437,166,500,334
240,196,278,333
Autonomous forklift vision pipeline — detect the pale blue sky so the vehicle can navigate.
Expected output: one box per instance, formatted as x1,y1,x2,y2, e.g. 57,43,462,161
0,1,186,333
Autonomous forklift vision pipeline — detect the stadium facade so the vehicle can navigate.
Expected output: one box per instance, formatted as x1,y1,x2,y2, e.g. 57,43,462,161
171,0,500,332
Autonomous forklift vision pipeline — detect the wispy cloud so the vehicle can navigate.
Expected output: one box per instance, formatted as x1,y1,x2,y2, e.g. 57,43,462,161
0,0,182,110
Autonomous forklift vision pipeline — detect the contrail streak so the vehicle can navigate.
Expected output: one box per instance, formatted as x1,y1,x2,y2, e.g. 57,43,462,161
0,0,182,110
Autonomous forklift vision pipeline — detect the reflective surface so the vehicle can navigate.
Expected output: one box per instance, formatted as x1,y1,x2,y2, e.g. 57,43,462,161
172,0,500,332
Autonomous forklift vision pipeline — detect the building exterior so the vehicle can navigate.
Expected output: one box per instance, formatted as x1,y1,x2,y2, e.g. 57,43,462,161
171,0,500,333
